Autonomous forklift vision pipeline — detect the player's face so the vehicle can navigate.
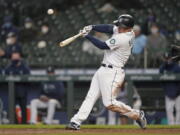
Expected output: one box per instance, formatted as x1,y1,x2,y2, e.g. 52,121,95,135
11,53,21,60
118,27,132,33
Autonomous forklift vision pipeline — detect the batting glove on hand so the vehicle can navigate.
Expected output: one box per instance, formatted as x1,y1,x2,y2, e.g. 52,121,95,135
84,25,93,33
79,29,89,37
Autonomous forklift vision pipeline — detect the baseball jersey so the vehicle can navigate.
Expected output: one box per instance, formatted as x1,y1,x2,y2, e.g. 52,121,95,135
103,26,135,67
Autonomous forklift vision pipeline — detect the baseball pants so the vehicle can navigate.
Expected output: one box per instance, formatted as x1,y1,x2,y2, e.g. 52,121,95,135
165,95,180,125
71,66,140,125
30,99,61,124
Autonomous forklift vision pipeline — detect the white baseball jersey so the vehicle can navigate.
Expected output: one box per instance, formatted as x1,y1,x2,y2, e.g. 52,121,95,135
103,26,135,67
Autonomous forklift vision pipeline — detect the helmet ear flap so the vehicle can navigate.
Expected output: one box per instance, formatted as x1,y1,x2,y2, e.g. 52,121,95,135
113,20,119,26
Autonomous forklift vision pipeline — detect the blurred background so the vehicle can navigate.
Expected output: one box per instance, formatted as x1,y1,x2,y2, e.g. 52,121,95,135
0,0,179,125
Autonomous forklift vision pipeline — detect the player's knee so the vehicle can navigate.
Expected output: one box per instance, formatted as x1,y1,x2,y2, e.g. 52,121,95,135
102,99,116,108
106,105,113,110
106,104,117,111
103,100,114,110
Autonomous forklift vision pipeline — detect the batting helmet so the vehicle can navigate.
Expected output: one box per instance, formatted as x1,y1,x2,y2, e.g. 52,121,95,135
113,14,134,28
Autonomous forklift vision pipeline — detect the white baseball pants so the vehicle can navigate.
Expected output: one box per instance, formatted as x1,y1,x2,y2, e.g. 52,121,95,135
165,96,180,125
30,99,61,124
71,66,140,125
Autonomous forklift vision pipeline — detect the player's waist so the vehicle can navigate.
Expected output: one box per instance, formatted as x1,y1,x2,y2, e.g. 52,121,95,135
101,63,124,70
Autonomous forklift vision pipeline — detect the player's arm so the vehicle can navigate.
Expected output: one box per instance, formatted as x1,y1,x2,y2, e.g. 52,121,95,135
85,35,110,50
91,24,114,34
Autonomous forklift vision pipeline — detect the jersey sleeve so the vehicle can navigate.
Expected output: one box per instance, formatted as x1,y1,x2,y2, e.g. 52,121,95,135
113,26,119,34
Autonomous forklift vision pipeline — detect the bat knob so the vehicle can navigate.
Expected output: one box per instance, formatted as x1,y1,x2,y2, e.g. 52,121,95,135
59,42,64,47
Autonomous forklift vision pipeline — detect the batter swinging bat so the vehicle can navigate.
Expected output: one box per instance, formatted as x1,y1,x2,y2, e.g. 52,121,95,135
59,33,83,47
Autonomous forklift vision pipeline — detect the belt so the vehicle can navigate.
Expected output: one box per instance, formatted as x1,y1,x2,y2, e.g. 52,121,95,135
101,63,124,69
101,63,113,68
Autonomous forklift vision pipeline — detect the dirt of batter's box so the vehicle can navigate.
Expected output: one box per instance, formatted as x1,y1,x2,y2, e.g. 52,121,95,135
0,128,180,134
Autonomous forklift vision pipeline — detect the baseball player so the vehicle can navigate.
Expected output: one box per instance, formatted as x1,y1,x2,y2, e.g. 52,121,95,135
66,14,147,130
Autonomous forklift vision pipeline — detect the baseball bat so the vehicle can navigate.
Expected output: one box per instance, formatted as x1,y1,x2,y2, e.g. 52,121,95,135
59,33,83,47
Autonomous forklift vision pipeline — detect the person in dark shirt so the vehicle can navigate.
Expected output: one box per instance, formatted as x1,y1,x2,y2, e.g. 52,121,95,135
0,16,19,41
0,32,22,58
19,17,38,43
159,53,180,125
5,52,30,124
30,67,64,124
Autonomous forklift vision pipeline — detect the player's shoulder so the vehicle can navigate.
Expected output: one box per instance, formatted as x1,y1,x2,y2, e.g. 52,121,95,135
114,31,134,40
124,30,135,37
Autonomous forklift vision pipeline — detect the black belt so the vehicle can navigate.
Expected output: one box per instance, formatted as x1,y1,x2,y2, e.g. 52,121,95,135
101,63,113,68
101,63,124,69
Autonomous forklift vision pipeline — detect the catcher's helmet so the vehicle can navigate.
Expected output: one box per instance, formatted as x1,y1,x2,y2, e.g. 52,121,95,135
113,14,134,28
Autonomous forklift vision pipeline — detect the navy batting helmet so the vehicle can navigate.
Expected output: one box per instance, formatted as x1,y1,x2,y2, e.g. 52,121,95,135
113,14,134,28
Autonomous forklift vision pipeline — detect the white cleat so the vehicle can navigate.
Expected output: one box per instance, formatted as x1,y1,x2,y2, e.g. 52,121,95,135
136,111,147,129
66,122,80,130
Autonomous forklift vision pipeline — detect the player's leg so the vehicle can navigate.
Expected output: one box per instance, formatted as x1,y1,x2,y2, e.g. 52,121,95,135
98,68,138,119
98,67,146,128
19,97,27,124
108,110,116,125
165,96,175,125
68,71,101,129
175,95,180,124
45,99,60,124
30,99,47,124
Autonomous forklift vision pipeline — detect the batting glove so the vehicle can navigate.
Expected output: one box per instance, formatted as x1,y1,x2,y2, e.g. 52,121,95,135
84,25,93,33
79,29,89,37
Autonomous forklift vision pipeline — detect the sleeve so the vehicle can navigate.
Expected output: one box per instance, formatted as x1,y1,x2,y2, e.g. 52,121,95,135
142,35,147,47
92,24,114,34
85,35,110,49
105,34,125,50
113,26,119,34
159,64,165,73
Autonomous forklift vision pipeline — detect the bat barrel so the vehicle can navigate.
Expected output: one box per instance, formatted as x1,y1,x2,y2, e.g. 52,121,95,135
59,33,83,47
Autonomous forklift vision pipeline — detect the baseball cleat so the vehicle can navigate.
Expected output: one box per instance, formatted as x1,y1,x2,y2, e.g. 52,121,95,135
66,122,80,130
136,111,147,129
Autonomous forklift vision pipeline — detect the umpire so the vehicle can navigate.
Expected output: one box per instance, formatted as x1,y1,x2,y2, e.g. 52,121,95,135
5,52,30,124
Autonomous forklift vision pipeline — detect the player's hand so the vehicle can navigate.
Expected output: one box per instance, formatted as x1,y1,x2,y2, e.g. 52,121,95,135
79,29,89,37
84,25,93,33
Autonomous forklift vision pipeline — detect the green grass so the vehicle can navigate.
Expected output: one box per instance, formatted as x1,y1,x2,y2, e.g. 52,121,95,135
0,125,180,135
0,124,180,129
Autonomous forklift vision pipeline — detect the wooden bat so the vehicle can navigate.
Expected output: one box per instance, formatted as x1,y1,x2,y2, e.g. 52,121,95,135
59,33,83,47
